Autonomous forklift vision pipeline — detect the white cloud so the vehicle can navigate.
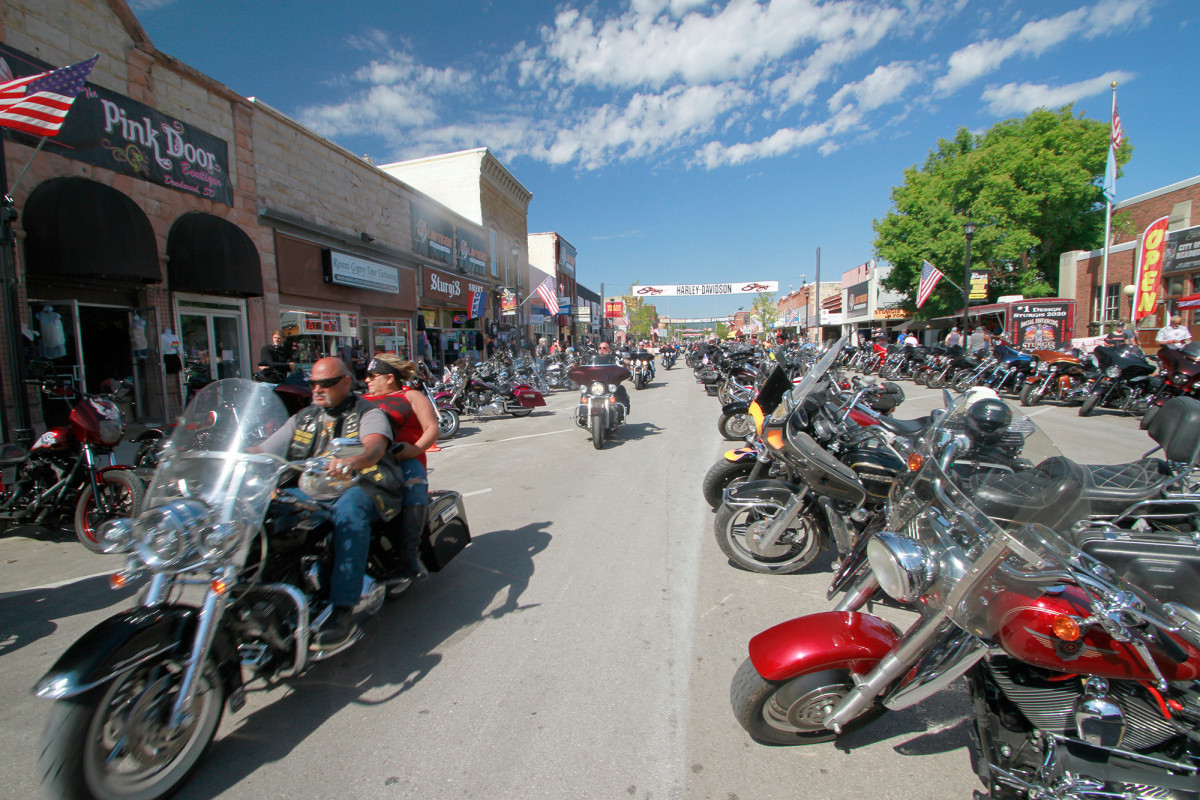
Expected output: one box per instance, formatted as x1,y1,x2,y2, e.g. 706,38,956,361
981,70,1134,115
935,0,1149,95
828,61,921,112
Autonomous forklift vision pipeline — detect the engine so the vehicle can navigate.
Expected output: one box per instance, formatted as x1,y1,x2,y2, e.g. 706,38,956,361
466,389,506,416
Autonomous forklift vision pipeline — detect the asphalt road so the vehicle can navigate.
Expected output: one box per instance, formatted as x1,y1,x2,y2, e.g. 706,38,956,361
0,366,1160,799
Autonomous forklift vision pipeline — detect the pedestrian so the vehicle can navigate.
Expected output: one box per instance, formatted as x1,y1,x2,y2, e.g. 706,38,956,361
258,330,295,382
903,331,918,347
1155,315,1192,350
945,327,961,348
967,327,987,354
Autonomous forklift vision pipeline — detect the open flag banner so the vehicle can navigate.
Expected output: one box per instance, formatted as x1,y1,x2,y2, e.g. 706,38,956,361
915,260,944,309
1134,216,1170,322
467,288,487,319
0,55,96,137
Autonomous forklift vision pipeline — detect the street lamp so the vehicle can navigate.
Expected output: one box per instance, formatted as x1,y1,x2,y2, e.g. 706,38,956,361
1123,284,1137,335
961,220,976,335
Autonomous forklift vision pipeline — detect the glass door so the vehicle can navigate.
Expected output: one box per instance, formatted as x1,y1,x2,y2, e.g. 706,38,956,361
176,296,248,402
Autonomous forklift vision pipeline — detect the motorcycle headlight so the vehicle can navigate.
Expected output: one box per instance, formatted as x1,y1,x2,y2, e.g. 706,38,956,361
200,521,242,560
590,381,606,395
1037,363,1049,373
97,517,136,555
867,530,936,603
1106,366,1121,378
1175,372,1188,384
134,498,211,570
608,384,618,393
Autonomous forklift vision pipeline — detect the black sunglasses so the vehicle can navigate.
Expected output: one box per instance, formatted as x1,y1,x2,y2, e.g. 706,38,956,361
306,375,347,389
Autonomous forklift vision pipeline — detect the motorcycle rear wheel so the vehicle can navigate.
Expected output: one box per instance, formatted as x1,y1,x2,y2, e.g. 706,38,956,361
39,654,224,800
74,470,145,553
713,504,821,574
437,408,460,439
590,415,605,450
717,411,754,441
731,659,883,745
702,459,755,509
509,407,533,417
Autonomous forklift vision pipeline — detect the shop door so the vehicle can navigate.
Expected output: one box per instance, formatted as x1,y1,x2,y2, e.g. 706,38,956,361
178,304,248,400
130,307,168,423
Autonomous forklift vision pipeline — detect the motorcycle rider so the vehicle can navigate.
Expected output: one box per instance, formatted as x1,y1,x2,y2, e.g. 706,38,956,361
363,353,440,584
1156,315,1192,350
593,341,632,414
254,356,401,650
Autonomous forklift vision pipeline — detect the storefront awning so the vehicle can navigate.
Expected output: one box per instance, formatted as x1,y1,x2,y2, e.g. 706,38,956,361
167,212,262,297
23,177,159,282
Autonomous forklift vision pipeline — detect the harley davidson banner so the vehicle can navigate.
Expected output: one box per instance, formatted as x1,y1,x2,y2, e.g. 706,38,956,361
631,281,778,297
1135,216,1170,322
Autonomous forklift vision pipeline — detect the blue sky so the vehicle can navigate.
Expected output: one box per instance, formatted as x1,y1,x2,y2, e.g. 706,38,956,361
131,0,1196,319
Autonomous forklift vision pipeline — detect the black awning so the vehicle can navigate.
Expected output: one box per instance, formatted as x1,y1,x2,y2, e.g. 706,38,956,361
23,177,159,282
167,212,262,297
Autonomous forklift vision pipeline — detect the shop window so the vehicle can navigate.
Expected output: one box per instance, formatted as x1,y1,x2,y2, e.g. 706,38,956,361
1092,282,1120,323
279,306,359,370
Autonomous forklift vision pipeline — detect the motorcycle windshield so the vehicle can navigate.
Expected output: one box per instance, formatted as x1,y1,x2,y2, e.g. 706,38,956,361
767,336,848,425
885,397,1090,637
145,379,290,544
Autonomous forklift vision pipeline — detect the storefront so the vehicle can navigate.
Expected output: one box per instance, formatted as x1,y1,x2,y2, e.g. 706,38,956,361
420,266,488,367
272,229,418,374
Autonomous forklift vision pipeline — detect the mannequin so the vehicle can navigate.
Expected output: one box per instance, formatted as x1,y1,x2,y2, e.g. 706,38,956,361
130,313,148,359
36,305,66,359
161,327,182,374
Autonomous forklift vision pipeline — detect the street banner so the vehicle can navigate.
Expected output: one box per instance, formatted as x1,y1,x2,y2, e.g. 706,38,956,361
969,270,989,301
632,281,778,296
605,300,625,318
501,288,516,315
1135,216,1170,322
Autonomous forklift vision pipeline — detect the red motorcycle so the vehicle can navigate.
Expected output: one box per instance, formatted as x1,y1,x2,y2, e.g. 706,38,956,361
0,379,144,552
433,361,545,419
733,396,1200,797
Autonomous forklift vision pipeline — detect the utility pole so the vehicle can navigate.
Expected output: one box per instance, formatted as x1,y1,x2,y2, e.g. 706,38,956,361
814,247,821,343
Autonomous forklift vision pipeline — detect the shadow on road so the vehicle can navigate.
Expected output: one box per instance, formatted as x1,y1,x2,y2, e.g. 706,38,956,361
611,421,663,444
177,520,553,799
0,573,138,658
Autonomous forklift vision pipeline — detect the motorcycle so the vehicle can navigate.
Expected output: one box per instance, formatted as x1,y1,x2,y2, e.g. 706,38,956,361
1140,342,1200,430
0,378,144,552
34,378,471,800
1019,347,1090,406
632,351,655,390
660,347,678,370
1079,343,1157,417
434,361,546,419
732,396,1200,799
568,360,631,450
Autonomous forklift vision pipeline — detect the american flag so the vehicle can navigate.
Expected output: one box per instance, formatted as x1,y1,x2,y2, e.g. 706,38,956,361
0,56,97,137
915,260,944,309
1111,102,1123,151
534,274,559,315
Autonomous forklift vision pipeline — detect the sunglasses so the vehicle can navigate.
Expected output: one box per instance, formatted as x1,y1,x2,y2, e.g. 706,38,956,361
306,375,347,389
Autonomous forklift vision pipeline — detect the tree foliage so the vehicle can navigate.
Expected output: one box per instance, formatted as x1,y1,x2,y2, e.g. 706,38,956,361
620,286,657,339
751,292,780,332
874,106,1132,318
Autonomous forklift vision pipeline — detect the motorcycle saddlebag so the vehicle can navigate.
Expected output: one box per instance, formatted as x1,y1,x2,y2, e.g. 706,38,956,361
870,382,905,413
511,387,546,408
421,490,471,572
1077,531,1200,610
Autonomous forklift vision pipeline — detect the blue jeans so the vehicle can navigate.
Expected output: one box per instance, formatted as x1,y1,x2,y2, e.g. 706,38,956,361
287,485,381,607
397,458,429,506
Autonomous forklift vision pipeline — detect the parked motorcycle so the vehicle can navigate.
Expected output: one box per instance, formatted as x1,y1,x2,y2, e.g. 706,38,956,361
0,378,144,552
732,398,1200,799
34,378,471,800
1018,347,1090,406
435,361,546,419
568,360,631,449
1140,342,1200,430
1079,343,1157,417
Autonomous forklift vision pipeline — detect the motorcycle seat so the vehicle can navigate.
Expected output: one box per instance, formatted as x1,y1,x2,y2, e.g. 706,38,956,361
873,415,930,437
1038,456,1176,515
969,465,1087,532
0,442,28,467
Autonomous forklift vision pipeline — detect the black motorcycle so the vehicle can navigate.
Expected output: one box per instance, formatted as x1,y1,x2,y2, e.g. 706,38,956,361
33,379,470,800
1078,343,1157,417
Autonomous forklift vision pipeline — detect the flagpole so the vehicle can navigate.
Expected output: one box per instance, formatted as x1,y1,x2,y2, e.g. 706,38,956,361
1100,81,1117,335
0,132,32,445
7,135,48,201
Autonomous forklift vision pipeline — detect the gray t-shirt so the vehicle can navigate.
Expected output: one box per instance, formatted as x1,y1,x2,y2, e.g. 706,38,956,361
968,331,986,351
259,403,392,458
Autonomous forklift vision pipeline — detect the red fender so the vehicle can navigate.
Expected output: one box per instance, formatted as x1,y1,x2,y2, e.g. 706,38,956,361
748,611,901,682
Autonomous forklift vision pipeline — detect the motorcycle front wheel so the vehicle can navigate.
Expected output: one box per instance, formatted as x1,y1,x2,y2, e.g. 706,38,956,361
590,414,605,450
702,459,755,509
731,659,883,745
717,411,754,441
713,503,821,574
1018,382,1042,407
1079,389,1102,417
39,655,224,800
437,408,460,439
74,470,146,553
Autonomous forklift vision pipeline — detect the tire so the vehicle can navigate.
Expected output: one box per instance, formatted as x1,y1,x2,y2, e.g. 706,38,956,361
718,411,755,441
879,365,899,381
953,372,976,392
926,371,945,389
437,408,460,439
731,658,883,745
565,379,578,391
913,371,927,386
702,459,755,509
1079,388,1102,417
635,374,645,391
590,414,605,450
38,654,225,800
74,470,145,554
1018,382,1038,407
509,407,533,417
713,502,821,574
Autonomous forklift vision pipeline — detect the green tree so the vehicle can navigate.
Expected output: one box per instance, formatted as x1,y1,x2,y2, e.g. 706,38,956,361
714,321,729,340
874,106,1132,318
620,286,657,340
750,292,780,333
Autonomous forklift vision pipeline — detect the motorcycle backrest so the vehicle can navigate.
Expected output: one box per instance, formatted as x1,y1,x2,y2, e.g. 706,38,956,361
1146,395,1200,464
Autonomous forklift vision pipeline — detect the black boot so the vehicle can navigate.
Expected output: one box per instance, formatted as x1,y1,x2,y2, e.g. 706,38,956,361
311,606,359,651
400,504,429,582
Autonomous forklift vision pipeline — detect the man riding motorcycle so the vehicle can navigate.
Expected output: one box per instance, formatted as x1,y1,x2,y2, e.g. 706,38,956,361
254,356,404,651
593,342,632,414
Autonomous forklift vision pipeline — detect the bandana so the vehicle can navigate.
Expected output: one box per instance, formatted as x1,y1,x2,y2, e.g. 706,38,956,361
368,358,403,379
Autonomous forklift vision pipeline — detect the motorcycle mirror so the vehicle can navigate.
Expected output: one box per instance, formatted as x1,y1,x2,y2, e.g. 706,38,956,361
942,388,953,409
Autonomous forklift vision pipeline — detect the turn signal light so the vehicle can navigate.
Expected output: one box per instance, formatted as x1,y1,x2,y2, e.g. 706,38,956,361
1051,615,1081,642
765,429,785,450
907,453,924,471
109,572,128,590
210,578,230,595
